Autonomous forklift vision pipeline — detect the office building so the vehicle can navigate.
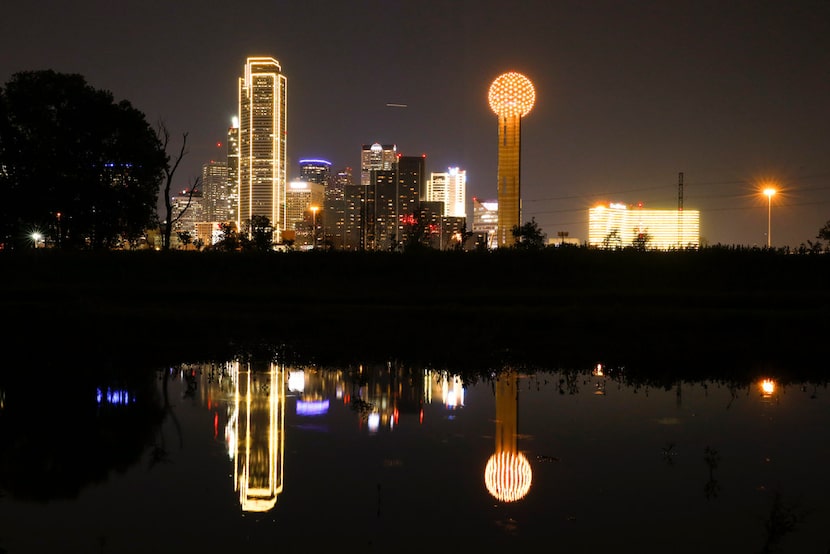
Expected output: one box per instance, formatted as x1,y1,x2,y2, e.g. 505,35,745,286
238,56,287,242
171,188,204,244
365,169,398,250
361,143,397,186
397,155,426,243
285,180,325,248
472,197,498,249
427,167,467,218
227,118,240,222
324,167,354,250
201,160,231,223
299,158,331,185
588,202,700,250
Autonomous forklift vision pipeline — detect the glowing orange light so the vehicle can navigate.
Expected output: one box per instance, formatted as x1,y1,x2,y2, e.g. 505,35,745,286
488,71,536,118
760,379,776,397
484,451,532,502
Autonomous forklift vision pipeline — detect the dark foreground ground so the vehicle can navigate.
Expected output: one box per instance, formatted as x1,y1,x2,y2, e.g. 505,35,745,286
2,247,828,383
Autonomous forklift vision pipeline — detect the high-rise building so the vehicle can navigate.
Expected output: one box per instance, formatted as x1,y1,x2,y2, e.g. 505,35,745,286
588,202,700,250
396,154,426,244
227,117,240,222
365,169,398,250
202,160,231,223
427,167,466,218
324,167,353,250
238,56,287,242
343,177,363,251
299,158,331,185
472,197,498,248
171,188,204,245
285,180,325,248
361,143,397,186
488,72,535,248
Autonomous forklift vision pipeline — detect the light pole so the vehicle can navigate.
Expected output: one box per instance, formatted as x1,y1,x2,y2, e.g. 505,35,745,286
763,188,776,247
309,205,319,249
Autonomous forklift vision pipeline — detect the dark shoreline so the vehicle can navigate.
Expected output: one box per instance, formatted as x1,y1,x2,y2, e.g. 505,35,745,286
3,248,829,383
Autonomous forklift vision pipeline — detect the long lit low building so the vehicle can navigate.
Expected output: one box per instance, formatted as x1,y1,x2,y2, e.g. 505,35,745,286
588,203,700,250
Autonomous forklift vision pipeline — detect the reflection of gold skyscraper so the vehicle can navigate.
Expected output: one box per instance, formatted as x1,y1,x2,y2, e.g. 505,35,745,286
484,369,532,502
488,72,535,248
229,360,285,512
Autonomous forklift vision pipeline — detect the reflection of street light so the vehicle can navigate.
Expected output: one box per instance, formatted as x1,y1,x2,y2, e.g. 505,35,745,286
309,205,319,249
763,187,776,247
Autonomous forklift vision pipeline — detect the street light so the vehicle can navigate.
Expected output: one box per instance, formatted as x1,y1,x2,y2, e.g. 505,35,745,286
763,187,776,248
309,205,319,249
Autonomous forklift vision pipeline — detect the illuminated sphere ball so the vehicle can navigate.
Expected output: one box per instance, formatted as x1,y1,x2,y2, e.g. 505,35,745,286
484,451,533,502
488,71,536,118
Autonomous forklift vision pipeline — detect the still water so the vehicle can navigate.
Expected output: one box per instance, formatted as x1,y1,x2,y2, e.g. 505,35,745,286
1,358,828,553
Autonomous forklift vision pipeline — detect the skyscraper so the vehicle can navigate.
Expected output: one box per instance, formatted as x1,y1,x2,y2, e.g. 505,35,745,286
227,117,240,224
238,57,287,242
427,167,467,218
202,160,231,223
299,158,331,185
324,167,354,250
361,143,397,186
171,188,204,244
285,179,325,248
488,72,535,248
365,169,397,250
472,197,498,249
397,155,426,246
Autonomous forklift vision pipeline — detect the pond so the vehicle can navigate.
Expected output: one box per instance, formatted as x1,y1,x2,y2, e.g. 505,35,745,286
1,356,828,553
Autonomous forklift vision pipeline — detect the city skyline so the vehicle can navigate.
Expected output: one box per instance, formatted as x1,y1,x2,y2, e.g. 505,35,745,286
2,1,829,247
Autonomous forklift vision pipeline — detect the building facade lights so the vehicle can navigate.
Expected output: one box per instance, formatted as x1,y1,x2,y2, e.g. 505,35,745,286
588,203,700,250
237,56,287,242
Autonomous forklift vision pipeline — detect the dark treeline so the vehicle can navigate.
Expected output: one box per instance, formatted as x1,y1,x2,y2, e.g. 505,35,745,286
3,246,829,383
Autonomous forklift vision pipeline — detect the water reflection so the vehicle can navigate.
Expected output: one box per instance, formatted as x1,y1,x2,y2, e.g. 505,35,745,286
0,371,163,502
484,369,532,502
2,356,829,551
226,360,285,512
195,359,471,512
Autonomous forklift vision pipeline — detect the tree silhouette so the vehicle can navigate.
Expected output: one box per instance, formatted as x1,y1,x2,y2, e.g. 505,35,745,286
632,231,652,251
0,70,166,249
511,217,546,249
158,122,200,251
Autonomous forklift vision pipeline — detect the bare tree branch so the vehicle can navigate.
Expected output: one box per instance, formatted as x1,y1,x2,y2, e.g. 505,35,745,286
158,121,196,250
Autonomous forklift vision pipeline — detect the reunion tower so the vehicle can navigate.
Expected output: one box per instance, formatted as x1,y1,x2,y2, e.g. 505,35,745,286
488,71,535,247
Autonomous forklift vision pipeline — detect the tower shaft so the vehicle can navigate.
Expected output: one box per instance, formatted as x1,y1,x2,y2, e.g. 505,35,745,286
496,114,522,247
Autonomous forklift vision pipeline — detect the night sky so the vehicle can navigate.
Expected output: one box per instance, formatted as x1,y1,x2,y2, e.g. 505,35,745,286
3,0,829,247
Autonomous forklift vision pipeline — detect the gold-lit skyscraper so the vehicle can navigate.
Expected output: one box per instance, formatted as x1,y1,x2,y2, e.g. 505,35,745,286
238,57,287,241
488,72,535,248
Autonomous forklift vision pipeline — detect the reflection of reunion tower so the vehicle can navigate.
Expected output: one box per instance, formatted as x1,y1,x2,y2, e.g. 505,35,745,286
484,369,532,502
488,72,536,247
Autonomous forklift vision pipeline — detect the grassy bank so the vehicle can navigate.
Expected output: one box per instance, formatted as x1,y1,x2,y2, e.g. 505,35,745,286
2,248,829,380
